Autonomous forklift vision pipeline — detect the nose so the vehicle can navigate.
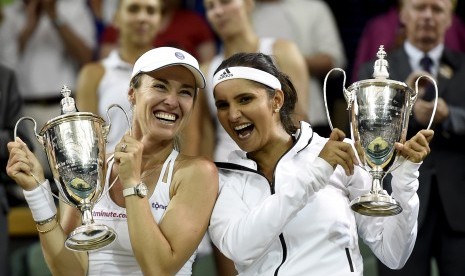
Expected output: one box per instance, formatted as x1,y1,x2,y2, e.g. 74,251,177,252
163,92,179,108
136,9,151,22
422,6,433,18
228,105,241,122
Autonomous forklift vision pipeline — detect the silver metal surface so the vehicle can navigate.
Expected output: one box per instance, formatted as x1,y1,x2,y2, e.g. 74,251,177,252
13,86,131,251
322,45,436,216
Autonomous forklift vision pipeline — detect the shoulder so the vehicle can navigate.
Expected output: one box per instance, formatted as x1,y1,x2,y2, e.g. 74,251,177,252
176,154,219,182
78,62,105,82
273,38,299,53
272,39,302,61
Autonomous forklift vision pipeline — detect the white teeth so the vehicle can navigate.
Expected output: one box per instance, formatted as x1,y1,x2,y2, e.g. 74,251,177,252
234,123,251,131
154,112,176,121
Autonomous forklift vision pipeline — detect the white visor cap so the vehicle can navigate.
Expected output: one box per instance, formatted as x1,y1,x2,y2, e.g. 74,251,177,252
130,47,206,89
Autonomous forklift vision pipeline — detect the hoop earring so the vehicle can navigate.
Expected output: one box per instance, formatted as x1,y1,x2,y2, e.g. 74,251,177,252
274,108,280,113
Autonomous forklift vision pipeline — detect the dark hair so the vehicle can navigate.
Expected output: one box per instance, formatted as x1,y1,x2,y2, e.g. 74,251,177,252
214,52,298,135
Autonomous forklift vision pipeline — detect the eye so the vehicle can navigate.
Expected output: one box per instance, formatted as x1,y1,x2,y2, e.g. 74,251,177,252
179,89,194,97
127,4,140,14
146,6,158,15
239,95,253,105
215,100,229,110
153,83,167,91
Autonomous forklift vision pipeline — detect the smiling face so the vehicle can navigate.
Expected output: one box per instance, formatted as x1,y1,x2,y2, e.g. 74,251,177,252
214,78,284,153
115,0,161,47
203,0,253,39
129,65,196,142
400,0,453,51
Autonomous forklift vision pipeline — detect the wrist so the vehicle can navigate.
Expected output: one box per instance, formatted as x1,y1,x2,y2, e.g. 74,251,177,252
23,179,57,222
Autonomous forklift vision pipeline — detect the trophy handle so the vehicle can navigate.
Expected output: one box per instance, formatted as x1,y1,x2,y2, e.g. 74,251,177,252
386,76,438,174
323,68,348,131
98,104,132,199
14,116,43,146
104,103,132,139
414,75,438,130
13,117,73,205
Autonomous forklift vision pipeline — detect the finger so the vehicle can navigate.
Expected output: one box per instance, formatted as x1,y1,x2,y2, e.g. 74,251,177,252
333,147,355,175
418,129,434,143
329,128,346,142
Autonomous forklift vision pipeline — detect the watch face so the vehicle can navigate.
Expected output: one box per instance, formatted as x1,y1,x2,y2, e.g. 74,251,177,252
137,183,148,197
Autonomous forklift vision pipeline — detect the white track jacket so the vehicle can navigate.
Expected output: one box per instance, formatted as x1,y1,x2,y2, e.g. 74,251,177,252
209,122,420,275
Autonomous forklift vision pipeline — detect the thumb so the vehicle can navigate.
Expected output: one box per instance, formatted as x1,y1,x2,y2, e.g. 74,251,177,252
329,128,346,142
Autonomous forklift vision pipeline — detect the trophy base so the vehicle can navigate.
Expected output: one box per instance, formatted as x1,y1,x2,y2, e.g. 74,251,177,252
350,191,402,217
65,224,117,252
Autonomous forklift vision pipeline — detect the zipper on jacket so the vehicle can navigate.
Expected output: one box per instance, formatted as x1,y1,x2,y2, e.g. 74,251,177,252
345,248,354,272
216,123,314,276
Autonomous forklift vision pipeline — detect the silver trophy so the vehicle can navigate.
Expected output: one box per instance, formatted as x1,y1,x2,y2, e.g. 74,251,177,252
323,45,438,216
14,85,131,250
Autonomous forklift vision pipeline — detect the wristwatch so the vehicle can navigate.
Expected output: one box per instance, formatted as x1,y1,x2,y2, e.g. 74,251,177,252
123,182,148,198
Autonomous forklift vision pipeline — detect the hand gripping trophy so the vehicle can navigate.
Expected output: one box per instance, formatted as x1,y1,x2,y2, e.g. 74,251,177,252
14,85,131,251
323,45,438,216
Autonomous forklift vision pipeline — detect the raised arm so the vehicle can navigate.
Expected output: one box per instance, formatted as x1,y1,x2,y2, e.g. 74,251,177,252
6,138,88,275
118,148,218,274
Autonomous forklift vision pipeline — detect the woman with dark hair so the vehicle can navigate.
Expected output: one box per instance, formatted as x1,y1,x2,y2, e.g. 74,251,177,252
208,52,434,275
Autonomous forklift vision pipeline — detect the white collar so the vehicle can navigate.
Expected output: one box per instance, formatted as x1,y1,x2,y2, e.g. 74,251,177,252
404,41,443,76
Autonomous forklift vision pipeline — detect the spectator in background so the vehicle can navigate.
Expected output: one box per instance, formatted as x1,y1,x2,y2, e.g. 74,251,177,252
99,0,216,63
76,0,161,153
0,64,33,276
252,0,346,136
352,0,465,83
358,0,465,275
0,0,97,177
187,0,309,161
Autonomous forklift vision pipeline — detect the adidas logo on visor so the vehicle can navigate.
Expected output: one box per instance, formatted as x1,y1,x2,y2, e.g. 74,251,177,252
217,68,234,81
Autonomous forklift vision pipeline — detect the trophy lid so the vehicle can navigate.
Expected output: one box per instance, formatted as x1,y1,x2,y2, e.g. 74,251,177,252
373,45,389,79
348,45,411,91
60,85,78,114
40,85,104,135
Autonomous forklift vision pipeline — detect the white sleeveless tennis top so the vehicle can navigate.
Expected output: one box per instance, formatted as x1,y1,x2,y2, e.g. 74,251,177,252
88,149,196,275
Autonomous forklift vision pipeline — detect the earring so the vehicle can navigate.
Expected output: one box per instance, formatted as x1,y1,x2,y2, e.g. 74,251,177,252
274,108,280,113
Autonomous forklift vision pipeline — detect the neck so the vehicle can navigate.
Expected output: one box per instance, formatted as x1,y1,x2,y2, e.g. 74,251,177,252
410,39,443,54
141,144,174,171
248,131,293,181
118,43,153,65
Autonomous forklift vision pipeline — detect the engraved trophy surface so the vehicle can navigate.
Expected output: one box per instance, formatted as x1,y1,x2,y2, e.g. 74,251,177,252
323,46,438,216
14,86,131,250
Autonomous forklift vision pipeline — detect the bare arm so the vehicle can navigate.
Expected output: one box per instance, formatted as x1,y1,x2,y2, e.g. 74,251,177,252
305,53,336,79
125,158,218,275
43,0,94,65
6,139,88,275
273,39,310,122
75,63,105,114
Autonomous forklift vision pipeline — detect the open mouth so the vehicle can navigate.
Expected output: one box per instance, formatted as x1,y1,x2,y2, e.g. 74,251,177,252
234,123,254,139
154,111,177,125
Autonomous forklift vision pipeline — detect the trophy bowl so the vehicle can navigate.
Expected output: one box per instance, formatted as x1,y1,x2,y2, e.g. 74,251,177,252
346,79,415,216
14,86,131,251
39,112,116,251
323,45,437,216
